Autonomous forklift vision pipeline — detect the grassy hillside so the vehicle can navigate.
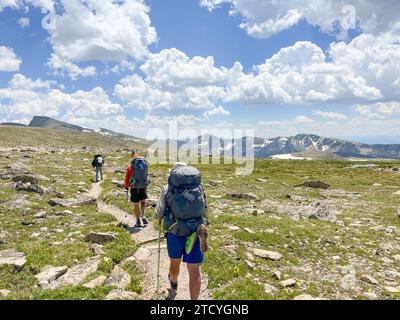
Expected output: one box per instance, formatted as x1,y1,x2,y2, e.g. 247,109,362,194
0,126,148,151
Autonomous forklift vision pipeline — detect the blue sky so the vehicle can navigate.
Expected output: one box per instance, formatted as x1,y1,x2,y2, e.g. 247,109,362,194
0,0,399,143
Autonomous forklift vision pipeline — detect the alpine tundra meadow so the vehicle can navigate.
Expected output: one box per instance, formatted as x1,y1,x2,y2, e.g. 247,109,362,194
0,0,400,306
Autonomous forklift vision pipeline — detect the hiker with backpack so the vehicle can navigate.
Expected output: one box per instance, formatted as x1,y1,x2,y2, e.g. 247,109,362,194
155,163,209,300
124,151,149,228
92,154,105,182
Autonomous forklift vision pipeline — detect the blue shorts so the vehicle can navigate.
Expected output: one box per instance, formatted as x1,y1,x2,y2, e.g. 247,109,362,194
166,233,204,264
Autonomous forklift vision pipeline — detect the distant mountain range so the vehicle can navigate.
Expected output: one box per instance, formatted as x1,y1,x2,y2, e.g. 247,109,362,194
175,134,400,159
1,116,400,159
1,116,144,142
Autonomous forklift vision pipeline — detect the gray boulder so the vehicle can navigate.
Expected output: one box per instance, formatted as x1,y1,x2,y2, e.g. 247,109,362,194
297,181,330,190
0,249,27,270
1,194,37,209
84,232,116,244
105,266,131,289
226,193,259,200
35,266,68,289
50,257,100,288
252,249,283,261
49,195,96,207
106,289,138,300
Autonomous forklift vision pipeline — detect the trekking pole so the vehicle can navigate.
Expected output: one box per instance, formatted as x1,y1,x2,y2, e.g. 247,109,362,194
125,189,129,221
156,220,162,300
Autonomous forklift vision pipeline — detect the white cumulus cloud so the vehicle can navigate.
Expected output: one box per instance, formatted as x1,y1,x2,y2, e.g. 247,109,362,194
0,46,22,71
46,0,156,79
200,0,400,39
17,17,30,28
313,110,348,120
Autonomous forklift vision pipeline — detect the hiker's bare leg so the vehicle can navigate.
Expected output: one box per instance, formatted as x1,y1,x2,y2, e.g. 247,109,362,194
169,258,181,287
140,200,146,218
134,202,141,220
187,263,201,300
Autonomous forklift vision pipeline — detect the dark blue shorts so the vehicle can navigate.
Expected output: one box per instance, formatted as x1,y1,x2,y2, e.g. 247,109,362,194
166,233,204,264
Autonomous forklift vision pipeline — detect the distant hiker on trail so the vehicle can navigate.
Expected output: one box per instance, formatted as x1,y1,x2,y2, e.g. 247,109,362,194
92,154,104,182
155,163,209,300
124,150,149,228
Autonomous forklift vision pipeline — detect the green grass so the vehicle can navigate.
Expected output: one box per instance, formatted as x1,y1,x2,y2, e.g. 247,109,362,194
1,128,400,300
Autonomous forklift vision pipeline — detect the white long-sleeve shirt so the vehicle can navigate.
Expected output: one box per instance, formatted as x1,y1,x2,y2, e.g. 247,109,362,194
155,185,169,221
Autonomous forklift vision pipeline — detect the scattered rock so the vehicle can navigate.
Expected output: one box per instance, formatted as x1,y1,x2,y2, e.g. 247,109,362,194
35,266,68,289
272,271,282,280
253,249,283,261
280,279,296,288
392,255,400,261
84,232,116,244
50,257,100,288
297,181,330,190
11,174,39,185
221,245,237,256
264,283,277,294
340,265,357,290
392,190,400,196
111,179,125,189
256,178,268,183
83,276,107,289
0,289,11,297
244,228,255,234
293,294,318,300
397,208,400,218
245,252,254,261
105,266,131,289
363,291,378,299
0,231,8,245
210,195,222,199
226,193,258,200
0,249,26,270
227,225,241,232
34,211,47,219
1,194,36,209
384,286,400,293
245,260,255,269
56,210,73,216
381,257,394,264
360,275,379,285
106,289,138,300
104,190,125,199
126,247,151,270
91,244,105,255
305,201,337,222
49,195,96,208
278,200,337,222
14,181,45,194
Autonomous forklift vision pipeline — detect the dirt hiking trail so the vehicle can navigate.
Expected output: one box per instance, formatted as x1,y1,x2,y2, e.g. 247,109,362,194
90,179,211,300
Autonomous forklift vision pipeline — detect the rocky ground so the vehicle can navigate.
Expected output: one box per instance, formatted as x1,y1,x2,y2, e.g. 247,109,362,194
1,129,400,300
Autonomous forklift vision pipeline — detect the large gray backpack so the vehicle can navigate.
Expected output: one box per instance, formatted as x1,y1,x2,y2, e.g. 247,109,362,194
130,157,148,189
167,166,206,222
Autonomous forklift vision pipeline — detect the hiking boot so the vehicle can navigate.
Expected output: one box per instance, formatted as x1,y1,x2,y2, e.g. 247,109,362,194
116,221,128,229
142,217,149,226
134,220,142,228
197,224,209,253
